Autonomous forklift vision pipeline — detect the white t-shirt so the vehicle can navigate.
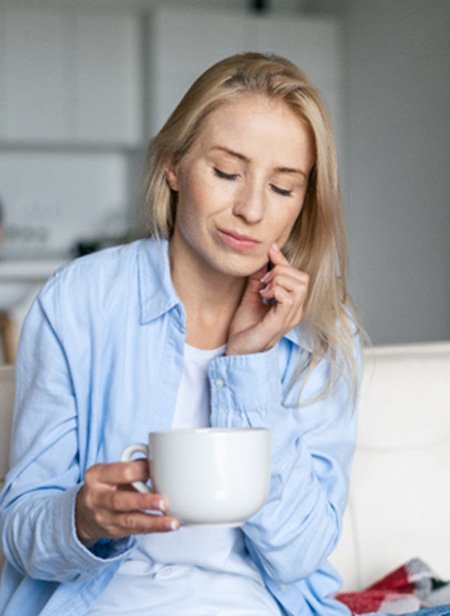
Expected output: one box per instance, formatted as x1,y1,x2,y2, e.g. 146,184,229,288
87,344,281,616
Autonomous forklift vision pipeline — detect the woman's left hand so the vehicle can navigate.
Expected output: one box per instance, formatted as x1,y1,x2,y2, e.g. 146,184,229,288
226,243,309,356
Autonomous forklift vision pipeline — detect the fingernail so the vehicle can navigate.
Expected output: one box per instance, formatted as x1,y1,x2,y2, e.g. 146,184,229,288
159,498,167,511
166,518,179,531
271,243,279,252
259,284,270,294
260,272,270,283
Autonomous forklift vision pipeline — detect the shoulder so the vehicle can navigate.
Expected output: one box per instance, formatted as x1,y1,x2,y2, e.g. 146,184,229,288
52,239,144,283
280,308,362,400
43,239,149,296
36,239,153,322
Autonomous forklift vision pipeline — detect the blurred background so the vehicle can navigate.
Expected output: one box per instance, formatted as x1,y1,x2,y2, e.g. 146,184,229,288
0,0,449,363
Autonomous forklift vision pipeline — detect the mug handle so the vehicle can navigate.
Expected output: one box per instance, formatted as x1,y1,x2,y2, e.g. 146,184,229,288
121,443,152,494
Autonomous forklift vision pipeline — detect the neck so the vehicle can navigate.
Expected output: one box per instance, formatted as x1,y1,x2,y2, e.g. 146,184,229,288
168,238,245,349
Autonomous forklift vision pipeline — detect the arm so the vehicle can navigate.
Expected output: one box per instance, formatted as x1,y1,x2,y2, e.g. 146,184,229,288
211,242,360,585
208,337,360,585
0,290,130,582
0,278,176,583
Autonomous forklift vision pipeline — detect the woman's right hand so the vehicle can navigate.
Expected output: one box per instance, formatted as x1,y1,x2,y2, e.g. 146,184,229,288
75,460,180,547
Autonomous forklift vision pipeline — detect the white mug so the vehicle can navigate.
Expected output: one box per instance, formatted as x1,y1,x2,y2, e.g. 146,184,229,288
121,427,271,527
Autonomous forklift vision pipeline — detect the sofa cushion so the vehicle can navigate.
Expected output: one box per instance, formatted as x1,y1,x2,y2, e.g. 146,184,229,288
330,342,450,591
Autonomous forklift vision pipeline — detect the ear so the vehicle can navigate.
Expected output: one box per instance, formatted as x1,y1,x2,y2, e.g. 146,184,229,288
165,160,179,192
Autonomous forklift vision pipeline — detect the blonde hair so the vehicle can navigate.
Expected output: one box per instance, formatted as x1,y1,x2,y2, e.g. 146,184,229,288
144,52,361,400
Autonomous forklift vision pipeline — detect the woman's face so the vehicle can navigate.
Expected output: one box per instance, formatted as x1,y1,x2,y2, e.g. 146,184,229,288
166,94,315,278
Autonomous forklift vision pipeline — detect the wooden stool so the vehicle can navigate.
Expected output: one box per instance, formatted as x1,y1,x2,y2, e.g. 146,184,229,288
0,313,16,364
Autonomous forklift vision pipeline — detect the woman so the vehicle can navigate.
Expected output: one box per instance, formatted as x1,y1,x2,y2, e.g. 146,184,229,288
1,53,361,615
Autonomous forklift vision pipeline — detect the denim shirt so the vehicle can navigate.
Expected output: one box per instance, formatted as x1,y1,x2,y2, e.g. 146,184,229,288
0,238,357,616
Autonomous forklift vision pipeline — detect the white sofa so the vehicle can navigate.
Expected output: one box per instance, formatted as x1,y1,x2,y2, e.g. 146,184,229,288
1,342,450,590
330,341,450,591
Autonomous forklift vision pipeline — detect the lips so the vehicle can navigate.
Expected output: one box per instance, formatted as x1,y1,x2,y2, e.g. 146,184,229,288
217,228,261,251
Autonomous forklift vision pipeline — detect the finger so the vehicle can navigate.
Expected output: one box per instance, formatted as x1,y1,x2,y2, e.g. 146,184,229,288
86,460,149,487
248,262,269,282
271,286,307,328
259,287,294,322
271,286,295,309
262,265,309,283
108,512,180,536
269,242,289,266
260,278,308,314
258,265,290,287
240,263,270,303
261,262,308,288
97,489,168,513
260,273,308,297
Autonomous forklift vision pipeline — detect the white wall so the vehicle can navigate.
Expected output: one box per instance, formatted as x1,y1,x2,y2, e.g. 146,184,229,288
342,0,450,344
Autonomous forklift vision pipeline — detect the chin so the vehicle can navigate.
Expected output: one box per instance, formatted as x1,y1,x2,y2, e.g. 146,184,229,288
213,254,266,278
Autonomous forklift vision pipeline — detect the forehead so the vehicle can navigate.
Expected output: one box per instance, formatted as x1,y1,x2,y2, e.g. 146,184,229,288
192,94,314,164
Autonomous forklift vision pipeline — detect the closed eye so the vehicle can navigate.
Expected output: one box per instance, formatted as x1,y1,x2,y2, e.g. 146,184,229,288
214,167,292,196
214,167,239,181
271,184,292,197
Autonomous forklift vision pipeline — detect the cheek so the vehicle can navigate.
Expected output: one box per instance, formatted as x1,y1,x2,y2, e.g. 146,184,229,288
176,196,200,240
175,177,203,226
272,206,302,243
180,186,229,232
174,180,216,244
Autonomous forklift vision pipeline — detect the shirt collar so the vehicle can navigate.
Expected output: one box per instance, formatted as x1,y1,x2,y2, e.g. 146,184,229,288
138,237,181,323
284,321,313,353
137,237,312,352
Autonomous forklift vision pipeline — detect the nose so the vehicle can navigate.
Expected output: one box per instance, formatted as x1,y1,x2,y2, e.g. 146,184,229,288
232,178,265,224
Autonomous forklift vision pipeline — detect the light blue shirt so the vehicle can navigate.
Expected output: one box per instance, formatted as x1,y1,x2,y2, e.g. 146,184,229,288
87,343,281,615
0,238,358,616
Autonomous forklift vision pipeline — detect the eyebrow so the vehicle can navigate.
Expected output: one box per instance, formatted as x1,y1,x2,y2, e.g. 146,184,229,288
210,145,308,178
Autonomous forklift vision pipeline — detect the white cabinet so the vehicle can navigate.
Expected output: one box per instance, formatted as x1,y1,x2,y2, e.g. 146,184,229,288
0,7,142,146
2,8,67,142
149,9,248,135
72,12,142,145
149,8,342,147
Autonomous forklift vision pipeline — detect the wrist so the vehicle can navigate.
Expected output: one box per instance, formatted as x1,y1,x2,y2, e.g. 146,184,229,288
75,487,99,548
226,339,276,356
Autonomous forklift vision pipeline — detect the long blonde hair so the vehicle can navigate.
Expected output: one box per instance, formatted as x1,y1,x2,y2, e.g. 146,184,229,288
144,52,361,400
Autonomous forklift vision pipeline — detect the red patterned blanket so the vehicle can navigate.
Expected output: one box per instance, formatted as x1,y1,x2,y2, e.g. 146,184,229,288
337,559,450,614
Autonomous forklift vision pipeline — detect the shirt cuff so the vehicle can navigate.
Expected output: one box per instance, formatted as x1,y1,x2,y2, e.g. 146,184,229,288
208,345,282,427
63,484,135,570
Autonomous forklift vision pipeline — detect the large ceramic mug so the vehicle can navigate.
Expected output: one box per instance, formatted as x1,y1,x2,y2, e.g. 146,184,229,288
121,427,271,527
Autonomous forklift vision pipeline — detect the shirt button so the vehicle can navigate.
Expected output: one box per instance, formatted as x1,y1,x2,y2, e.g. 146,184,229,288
215,377,225,388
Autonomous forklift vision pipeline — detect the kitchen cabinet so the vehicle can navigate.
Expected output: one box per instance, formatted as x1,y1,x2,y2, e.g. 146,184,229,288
0,7,142,146
1,8,67,142
72,12,142,145
149,9,248,134
148,7,342,147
